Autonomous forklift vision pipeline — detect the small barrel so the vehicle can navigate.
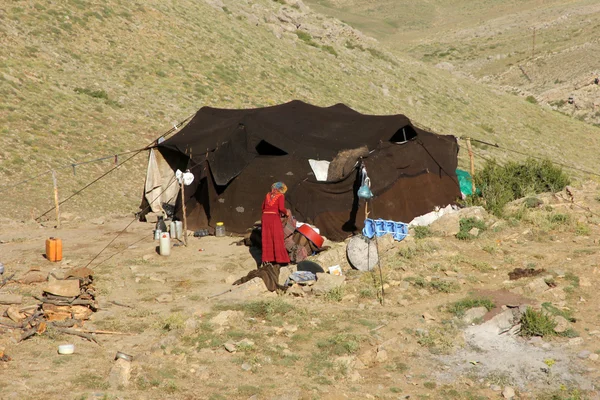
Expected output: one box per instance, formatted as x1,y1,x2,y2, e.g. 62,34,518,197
46,237,63,262
215,222,226,237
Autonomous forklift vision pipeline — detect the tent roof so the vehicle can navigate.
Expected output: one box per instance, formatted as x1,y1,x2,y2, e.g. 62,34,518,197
157,101,420,185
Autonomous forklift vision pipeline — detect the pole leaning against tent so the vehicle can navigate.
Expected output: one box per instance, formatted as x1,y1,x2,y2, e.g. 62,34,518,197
466,138,476,195
52,170,60,229
180,179,188,247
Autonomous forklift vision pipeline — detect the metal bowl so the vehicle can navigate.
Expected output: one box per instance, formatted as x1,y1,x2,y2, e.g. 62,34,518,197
115,351,133,362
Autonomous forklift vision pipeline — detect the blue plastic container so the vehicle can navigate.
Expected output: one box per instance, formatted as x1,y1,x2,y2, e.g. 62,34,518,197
362,218,408,242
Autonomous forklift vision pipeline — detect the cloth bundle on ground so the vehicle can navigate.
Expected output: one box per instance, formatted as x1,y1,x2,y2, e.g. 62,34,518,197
232,263,283,292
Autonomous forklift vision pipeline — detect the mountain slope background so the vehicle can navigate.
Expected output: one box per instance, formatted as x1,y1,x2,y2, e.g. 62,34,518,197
1,0,599,221
308,0,600,125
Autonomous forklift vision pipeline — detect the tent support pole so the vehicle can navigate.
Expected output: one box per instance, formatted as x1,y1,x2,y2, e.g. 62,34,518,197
466,138,476,195
180,181,188,246
52,170,60,229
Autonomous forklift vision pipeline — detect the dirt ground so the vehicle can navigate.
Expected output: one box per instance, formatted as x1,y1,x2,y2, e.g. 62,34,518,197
1,185,600,399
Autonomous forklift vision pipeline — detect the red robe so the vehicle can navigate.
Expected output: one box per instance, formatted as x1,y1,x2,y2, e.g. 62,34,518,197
261,193,291,264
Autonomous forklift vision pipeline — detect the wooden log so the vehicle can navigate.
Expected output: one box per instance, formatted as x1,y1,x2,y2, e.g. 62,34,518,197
49,319,80,328
52,327,99,344
75,329,134,336
110,301,134,309
0,320,23,329
35,295,96,307
0,293,22,305
20,327,37,342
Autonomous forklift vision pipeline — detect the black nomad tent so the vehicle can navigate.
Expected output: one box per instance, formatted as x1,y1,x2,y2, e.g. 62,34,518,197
140,100,461,241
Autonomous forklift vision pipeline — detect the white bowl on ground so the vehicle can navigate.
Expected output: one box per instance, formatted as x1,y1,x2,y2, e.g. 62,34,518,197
58,344,75,355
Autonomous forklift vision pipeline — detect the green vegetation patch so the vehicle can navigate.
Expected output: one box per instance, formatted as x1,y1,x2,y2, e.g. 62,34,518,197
520,308,556,337
469,158,570,217
413,225,432,239
446,297,495,317
456,217,486,240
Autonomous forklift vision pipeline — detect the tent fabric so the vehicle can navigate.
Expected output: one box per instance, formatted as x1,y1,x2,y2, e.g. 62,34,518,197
143,100,461,241
143,148,181,213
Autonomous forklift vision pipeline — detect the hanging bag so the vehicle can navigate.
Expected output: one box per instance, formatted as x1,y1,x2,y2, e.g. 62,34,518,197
357,166,373,200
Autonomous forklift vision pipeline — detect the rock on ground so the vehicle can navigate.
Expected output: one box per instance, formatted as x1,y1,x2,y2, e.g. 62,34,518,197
553,315,570,333
429,206,488,236
108,358,131,388
463,306,488,324
312,273,345,296
502,386,515,399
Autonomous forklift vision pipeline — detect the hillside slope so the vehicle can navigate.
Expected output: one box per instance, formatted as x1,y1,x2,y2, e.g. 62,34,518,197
308,0,600,126
1,0,599,221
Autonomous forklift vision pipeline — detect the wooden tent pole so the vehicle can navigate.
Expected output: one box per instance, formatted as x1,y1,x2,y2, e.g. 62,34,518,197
51,170,60,229
466,138,476,195
181,180,188,246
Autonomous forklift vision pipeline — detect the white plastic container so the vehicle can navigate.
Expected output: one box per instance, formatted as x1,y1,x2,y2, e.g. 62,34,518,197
159,232,171,256
215,222,226,237
175,221,183,240
169,221,183,240
58,344,75,355
169,221,177,240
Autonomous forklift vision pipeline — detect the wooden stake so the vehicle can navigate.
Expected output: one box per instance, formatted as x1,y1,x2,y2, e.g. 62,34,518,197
532,27,536,60
466,138,476,195
51,170,60,228
180,180,188,246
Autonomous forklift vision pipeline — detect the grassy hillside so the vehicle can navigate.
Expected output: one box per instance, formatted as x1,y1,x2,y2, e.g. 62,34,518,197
308,0,600,125
1,0,599,221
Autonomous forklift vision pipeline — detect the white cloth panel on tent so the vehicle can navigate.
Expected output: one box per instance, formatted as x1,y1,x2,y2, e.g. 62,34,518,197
308,159,330,182
144,148,179,212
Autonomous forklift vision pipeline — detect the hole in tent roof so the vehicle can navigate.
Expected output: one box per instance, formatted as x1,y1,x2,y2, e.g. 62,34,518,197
255,140,288,156
389,126,417,144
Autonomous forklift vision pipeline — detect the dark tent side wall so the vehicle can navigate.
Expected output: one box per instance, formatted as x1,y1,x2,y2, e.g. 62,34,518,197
141,101,461,241
163,132,460,241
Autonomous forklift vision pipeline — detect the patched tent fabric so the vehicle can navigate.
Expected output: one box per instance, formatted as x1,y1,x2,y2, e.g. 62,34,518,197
141,100,461,241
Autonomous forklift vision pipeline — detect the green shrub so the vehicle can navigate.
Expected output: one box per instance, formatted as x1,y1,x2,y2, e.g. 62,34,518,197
473,158,570,217
520,308,556,337
74,87,108,99
413,226,432,239
446,297,495,317
525,95,538,104
321,45,338,57
456,217,486,240
325,286,344,302
541,302,576,322
295,30,319,47
575,222,591,236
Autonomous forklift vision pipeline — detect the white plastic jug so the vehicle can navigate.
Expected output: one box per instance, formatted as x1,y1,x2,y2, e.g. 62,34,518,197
159,232,171,256
169,221,177,240
175,221,183,240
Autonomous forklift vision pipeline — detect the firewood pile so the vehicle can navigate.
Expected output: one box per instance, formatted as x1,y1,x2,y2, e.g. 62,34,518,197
1,267,100,343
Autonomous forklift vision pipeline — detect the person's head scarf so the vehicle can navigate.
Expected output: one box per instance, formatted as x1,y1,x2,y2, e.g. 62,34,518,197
267,182,287,205
271,182,287,194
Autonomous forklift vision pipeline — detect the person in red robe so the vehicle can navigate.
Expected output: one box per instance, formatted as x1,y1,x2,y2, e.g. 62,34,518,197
261,182,291,265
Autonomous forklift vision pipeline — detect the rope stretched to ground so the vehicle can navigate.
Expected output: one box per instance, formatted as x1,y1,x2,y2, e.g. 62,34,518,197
1,114,194,195
459,137,600,178
33,114,194,221
35,150,144,221
86,157,203,270
84,174,179,268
